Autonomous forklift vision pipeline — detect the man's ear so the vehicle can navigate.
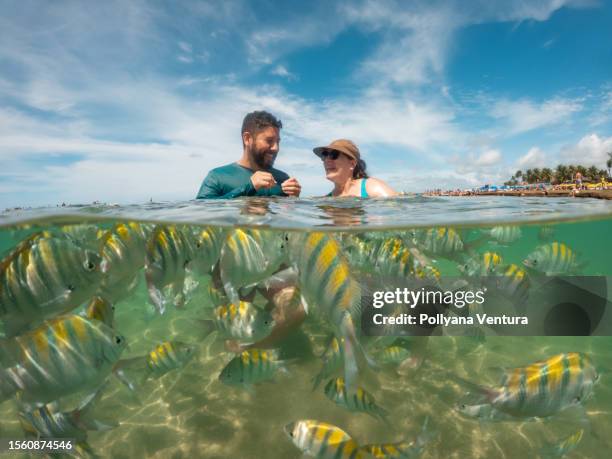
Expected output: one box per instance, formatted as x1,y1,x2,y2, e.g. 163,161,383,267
242,131,252,147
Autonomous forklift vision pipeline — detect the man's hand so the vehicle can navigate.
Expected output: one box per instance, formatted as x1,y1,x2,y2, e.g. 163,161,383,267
281,177,301,197
251,171,277,190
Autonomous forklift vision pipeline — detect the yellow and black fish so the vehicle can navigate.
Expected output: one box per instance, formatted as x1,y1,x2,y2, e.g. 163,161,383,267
145,225,193,314
457,353,599,418
0,314,126,407
289,232,370,391
284,420,365,459
219,229,288,305
98,222,150,304
1,233,105,337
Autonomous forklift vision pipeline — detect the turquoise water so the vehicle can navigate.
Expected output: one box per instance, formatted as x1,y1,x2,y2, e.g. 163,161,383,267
1,197,612,458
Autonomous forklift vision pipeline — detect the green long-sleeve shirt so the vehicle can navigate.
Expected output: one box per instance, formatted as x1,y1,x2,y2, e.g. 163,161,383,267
196,163,290,199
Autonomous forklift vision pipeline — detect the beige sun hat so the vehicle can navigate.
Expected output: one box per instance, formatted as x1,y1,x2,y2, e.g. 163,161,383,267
313,139,360,161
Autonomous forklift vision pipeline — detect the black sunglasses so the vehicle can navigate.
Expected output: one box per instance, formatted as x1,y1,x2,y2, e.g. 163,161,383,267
320,150,341,160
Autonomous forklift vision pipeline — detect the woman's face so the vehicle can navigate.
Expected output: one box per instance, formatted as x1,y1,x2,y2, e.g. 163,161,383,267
322,150,356,184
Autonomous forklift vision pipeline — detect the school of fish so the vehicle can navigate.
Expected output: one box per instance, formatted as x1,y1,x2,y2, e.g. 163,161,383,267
0,220,602,458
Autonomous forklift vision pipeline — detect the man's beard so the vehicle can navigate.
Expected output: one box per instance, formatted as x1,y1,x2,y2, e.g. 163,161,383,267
250,144,276,169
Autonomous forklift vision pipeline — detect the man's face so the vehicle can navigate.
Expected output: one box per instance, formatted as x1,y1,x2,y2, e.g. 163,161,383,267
246,126,280,169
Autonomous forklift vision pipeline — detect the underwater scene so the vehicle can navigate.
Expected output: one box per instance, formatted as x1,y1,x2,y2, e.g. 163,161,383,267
1,196,612,459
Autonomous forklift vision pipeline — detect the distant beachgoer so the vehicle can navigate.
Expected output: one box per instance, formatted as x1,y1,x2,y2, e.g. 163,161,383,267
313,139,397,198
196,111,301,199
575,172,583,190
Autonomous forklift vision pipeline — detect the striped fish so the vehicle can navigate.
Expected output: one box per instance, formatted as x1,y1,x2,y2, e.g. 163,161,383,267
313,336,345,390
360,418,433,458
145,341,195,380
460,252,503,276
145,225,193,314
488,226,522,244
97,222,149,304
209,301,274,343
375,346,412,365
324,377,388,422
538,225,555,242
289,232,369,391
0,315,126,407
84,296,115,329
18,386,116,444
0,233,105,337
414,265,440,284
218,349,287,389
188,227,226,275
495,264,530,306
345,236,416,278
540,429,584,458
284,420,366,459
523,242,582,275
459,353,599,418
56,224,102,251
415,227,464,255
219,229,288,305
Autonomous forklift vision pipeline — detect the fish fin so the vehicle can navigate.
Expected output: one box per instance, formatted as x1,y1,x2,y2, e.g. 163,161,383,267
222,280,241,307
146,283,166,315
260,266,299,290
300,294,309,315
450,374,498,403
339,314,362,392
415,416,437,449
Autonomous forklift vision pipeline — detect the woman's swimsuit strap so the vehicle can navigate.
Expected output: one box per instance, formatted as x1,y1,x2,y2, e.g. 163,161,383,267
361,178,369,198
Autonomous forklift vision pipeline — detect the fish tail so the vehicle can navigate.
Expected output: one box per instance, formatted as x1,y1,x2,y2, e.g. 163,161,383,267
450,373,498,403
415,416,436,449
340,313,371,392
145,268,166,315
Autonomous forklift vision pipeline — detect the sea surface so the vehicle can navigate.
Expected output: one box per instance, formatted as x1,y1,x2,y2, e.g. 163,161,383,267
1,196,611,459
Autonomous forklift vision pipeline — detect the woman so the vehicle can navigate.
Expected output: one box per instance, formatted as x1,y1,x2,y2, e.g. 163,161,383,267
313,139,397,197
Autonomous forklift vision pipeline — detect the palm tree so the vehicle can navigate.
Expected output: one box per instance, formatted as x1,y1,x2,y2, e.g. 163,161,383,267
587,166,600,182
532,168,542,183
541,168,553,183
515,170,523,179
607,152,612,178
555,164,569,183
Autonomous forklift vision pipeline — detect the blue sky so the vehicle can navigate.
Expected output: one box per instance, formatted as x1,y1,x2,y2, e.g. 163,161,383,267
1,0,611,208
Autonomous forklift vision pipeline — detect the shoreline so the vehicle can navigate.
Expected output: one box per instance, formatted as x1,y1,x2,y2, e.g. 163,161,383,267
425,189,612,200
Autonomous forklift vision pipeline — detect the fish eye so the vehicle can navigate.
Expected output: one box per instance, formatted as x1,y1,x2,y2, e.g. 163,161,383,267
460,404,466,409
115,336,122,344
196,241,202,248
67,284,76,292
84,260,96,271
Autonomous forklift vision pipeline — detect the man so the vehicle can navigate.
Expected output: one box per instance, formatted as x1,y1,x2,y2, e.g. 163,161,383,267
196,111,301,199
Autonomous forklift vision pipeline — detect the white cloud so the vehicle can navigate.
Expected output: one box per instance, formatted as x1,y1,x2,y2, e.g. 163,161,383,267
559,133,612,167
517,147,547,168
490,97,582,135
474,149,502,166
178,41,192,53
270,65,297,81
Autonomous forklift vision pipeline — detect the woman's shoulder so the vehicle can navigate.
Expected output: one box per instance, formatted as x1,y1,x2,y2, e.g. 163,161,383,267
364,177,397,197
